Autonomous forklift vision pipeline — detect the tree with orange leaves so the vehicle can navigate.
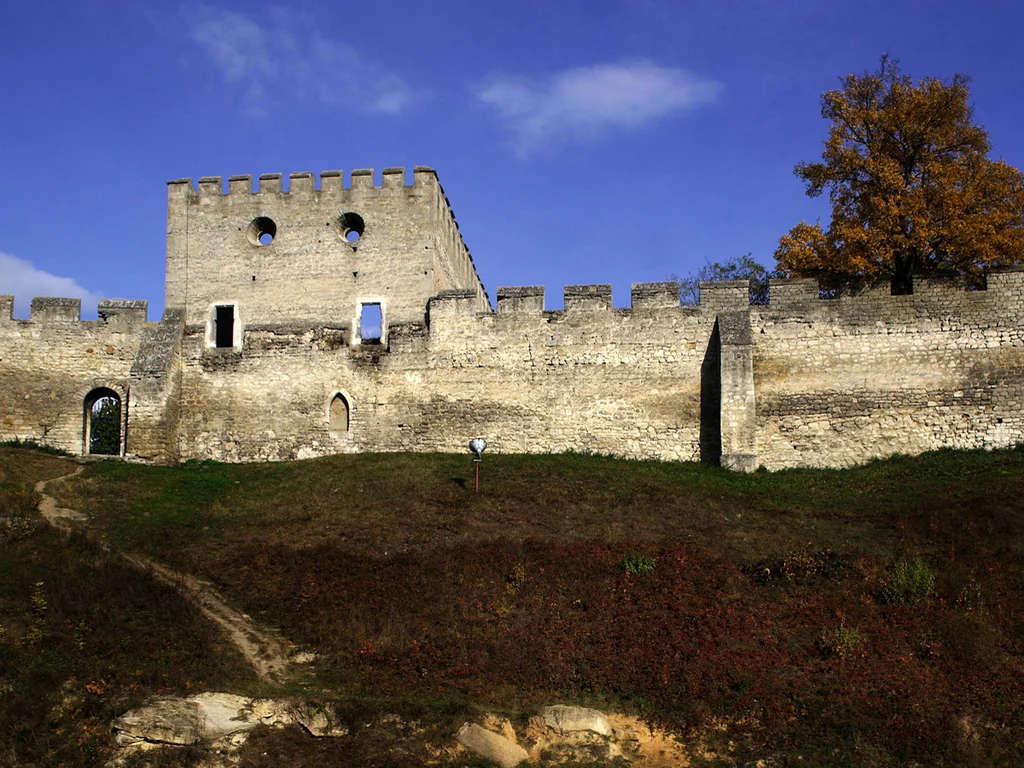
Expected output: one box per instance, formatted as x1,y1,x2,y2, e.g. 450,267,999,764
775,56,1024,295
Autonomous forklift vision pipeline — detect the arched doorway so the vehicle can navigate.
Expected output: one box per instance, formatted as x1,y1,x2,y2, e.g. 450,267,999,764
83,388,122,455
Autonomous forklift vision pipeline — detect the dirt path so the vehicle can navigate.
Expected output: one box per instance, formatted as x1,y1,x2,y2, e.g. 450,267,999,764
122,553,304,683
35,464,87,530
35,466,307,684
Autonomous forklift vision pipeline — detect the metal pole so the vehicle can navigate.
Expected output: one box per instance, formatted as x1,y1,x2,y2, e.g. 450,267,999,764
474,458,481,493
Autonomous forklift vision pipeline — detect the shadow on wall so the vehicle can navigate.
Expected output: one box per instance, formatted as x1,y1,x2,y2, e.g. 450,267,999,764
699,321,721,465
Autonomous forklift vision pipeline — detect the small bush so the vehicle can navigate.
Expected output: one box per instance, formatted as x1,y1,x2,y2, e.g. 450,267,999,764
1,515,39,543
619,552,657,576
881,558,935,605
742,548,853,584
819,620,864,659
955,574,985,615
0,483,41,517
505,562,527,594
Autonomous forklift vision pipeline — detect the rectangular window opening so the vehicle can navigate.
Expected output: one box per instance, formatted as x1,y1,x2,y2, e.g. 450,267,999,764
215,305,235,348
360,303,382,343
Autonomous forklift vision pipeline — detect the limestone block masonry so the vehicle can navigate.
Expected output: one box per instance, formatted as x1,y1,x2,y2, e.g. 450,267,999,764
1,167,1022,470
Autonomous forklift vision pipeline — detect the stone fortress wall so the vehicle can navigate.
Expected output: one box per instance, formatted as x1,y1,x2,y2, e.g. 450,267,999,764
1,167,1022,470
0,297,148,454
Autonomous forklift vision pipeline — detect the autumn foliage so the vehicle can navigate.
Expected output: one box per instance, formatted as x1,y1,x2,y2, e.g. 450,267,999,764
776,56,1024,294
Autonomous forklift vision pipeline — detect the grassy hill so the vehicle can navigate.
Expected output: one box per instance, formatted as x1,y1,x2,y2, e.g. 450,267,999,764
3,445,1024,766
0,448,249,767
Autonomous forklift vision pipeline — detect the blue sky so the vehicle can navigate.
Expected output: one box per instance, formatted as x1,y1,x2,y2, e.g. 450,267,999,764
3,0,1024,318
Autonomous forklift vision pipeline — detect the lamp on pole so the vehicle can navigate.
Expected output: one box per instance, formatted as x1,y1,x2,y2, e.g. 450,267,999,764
469,438,487,493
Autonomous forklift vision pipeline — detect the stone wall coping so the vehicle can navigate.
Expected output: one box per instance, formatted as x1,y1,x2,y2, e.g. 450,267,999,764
98,299,148,310
496,286,545,298
31,296,81,307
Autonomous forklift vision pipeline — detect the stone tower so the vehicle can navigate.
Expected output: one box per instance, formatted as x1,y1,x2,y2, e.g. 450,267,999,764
164,167,489,346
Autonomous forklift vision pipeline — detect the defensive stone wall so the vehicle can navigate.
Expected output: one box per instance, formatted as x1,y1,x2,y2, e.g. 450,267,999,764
165,272,1024,468
128,308,186,463
752,270,1024,468
2,167,1022,469
170,280,726,462
0,297,150,454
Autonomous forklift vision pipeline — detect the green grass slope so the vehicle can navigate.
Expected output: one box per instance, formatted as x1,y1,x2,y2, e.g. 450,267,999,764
33,447,1024,765
0,448,253,767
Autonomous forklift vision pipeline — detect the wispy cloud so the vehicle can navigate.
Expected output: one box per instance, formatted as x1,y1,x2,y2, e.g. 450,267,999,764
478,61,721,154
182,4,414,114
0,252,104,319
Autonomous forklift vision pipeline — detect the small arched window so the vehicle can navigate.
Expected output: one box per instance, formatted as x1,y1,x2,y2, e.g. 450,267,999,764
329,393,350,433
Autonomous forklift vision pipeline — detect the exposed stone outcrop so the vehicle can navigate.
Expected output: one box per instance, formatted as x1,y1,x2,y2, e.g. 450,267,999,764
112,693,259,747
543,704,612,736
109,697,699,767
456,722,530,768
111,694,347,758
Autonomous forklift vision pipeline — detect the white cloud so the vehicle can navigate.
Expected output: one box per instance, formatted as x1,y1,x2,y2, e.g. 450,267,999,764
188,7,275,84
0,252,104,319
478,61,721,154
183,4,415,114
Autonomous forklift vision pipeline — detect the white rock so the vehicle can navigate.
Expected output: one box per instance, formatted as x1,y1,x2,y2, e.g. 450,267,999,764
193,693,259,739
456,722,529,768
543,705,612,737
246,697,293,727
113,693,256,746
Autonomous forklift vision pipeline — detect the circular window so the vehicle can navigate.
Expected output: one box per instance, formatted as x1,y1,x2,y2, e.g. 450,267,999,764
247,216,277,246
338,212,365,244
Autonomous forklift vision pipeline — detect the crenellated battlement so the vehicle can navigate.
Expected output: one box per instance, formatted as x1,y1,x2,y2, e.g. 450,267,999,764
169,166,439,198
164,164,488,330
564,284,613,311
762,267,1024,317
98,299,149,328
631,281,681,310
699,280,750,312
432,269,1024,323
4,166,1022,470
0,297,149,327
31,297,81,323
496,286,545,314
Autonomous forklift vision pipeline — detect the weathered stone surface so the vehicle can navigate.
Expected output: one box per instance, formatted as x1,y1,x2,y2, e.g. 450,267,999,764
2,169,1023,471
112,693,255,746
523,709,692,765
481,713,518,744
456,722,529,768
292,701,349,737
543,705,612,737
112,694,351,752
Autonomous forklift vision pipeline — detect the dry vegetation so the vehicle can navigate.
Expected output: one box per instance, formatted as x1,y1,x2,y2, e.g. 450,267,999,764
0,447,251,767
4,446,1024,766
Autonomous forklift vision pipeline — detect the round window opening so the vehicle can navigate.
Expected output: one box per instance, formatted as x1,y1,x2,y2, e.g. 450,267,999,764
247,216,277,246
339,212,365,244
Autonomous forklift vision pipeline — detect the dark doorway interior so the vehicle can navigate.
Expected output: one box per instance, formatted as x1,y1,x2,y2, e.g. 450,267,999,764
215,305,234,348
